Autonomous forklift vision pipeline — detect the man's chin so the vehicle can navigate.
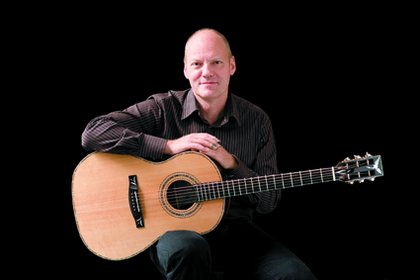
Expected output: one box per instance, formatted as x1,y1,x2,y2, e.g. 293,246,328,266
197,88,216,96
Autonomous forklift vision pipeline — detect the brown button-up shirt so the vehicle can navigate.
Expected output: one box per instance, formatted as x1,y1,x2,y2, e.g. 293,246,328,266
82,89,280,216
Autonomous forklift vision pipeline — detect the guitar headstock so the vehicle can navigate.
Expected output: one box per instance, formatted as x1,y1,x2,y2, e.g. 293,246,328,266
335,153,384,184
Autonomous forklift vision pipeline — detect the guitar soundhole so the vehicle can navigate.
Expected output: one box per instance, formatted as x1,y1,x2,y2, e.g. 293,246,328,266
167,180,195,210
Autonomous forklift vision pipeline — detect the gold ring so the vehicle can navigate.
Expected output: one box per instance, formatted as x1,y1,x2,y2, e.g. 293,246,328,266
211,144,217,150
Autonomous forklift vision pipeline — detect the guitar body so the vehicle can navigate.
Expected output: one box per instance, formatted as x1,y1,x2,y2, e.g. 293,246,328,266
72,151,224,260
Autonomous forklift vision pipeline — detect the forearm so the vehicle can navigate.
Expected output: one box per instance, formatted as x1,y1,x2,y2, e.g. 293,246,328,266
225,125,280,213
223,155,281,213
81,112,167,160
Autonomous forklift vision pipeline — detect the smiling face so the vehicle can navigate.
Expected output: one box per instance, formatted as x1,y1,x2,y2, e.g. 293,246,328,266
184,29,236,103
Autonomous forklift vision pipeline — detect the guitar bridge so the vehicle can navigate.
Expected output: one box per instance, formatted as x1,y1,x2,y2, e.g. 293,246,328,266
129,175,144,228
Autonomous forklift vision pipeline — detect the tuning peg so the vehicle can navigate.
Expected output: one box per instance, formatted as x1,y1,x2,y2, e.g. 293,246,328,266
359,179,365,183
344,157,351,161
354,155,362,159
347,181,354,184
369,178,375,182
365,152,372,157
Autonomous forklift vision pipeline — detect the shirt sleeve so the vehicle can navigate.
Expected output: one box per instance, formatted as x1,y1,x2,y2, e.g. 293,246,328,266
81,98,168,160
224,113,281,214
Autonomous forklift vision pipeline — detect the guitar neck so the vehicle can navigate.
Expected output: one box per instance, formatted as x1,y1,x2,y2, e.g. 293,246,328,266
196,166,336,202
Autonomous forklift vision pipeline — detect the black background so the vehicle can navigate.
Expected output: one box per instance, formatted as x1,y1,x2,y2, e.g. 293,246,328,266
21,5,413,280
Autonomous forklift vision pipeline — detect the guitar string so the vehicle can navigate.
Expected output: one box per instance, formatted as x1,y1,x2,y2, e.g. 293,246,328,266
81,171,338,214
80,161,371,212
144,161,368,205
142,168,335,198
167,173,337,205
161,159,372,204
167,169,335,196
133,174,338,212
133,170,339,207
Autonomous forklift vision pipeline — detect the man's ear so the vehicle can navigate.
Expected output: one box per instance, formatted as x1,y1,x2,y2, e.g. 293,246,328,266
184,65,188,79
230,56,236,75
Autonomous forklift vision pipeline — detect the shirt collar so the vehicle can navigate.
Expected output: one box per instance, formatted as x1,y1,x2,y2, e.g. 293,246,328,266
181,89,199,120
181,89,241,126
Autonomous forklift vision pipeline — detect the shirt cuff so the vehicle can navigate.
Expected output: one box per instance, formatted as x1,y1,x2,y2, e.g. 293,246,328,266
137,134,167,160
224,154,254,179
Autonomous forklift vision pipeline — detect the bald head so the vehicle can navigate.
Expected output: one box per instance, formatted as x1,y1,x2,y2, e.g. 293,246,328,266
184,28,232,63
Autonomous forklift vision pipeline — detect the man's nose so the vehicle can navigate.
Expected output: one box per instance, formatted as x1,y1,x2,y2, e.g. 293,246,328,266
202,64,213,78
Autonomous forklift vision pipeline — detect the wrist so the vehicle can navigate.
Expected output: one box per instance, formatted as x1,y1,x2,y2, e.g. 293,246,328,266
225,154,238,170
164,140,173,155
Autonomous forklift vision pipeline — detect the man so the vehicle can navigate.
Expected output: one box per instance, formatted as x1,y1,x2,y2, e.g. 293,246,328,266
82,28,317,280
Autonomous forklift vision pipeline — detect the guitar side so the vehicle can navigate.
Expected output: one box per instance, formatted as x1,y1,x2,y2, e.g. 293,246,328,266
72,151,224,260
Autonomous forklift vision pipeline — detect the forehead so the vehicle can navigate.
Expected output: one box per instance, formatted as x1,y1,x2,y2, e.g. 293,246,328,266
185,31,228,59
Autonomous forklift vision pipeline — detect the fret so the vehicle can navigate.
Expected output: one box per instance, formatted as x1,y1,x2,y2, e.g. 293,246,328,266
194,186,200,202
281,173,285,188
273,175,277,190
301,170,312,186
203,183,209,200
283,173,292,188
226,180,231,197
326,167,334,182
229,180,233,196
311,169,321,184
291,172,301,187
309,169,313,184
197,185,202,201
265,175,269,191
204,183,209,200
211,182,216,200
202,184,207,201
299,171,303,186
200,186,206,200
238,179,242,195
244,178,249,194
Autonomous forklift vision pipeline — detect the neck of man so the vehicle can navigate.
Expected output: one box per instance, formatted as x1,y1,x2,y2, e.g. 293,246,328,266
197,96,227,125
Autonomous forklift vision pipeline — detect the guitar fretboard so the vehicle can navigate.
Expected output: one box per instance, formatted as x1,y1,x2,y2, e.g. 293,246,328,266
195,167,336,202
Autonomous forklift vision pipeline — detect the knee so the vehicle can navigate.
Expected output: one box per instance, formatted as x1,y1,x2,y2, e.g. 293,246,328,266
278,258,317,280
151,231,212,278
160,230,210,257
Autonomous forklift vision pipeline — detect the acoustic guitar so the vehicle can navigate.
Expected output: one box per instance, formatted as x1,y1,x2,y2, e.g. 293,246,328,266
72,151,383,260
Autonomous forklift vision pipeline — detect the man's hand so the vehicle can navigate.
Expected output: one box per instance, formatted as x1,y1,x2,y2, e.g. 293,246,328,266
165,133,237,170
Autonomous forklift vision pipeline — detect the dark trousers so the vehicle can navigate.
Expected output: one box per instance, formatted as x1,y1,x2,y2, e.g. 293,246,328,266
149,218,317,280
